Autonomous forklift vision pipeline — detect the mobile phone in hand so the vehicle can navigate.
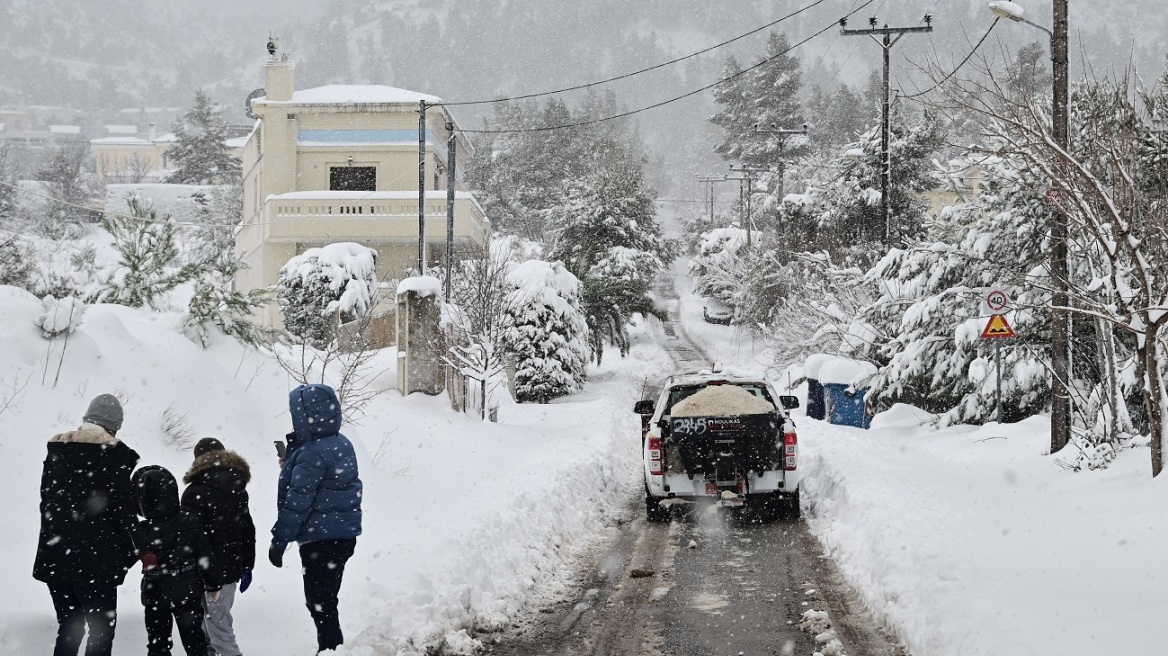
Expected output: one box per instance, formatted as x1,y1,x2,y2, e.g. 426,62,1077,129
274,440,287,459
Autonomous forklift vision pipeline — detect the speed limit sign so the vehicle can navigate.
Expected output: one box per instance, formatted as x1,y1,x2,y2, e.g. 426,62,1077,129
983,289,1010,316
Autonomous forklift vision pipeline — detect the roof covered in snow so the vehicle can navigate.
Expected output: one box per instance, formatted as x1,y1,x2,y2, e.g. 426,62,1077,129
258,85,443,106
91,136,152,146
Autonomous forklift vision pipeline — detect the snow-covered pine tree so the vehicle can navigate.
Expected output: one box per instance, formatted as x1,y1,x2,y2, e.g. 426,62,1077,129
188,181,243,270
185,274,267,348
34,144,99,239
545,145,671,361
166,90,242,184
0,144,18,220
810,107,944,252
277,242,378,348
92,194,201,309
503,259,588,403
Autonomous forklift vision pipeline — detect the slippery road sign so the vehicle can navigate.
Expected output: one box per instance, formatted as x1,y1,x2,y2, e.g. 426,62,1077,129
981,314,1017,339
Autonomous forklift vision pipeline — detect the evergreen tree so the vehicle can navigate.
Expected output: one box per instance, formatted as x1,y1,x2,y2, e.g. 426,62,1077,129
35,144,99,239
92,195,201,309
545,145,672,362
503,259,588,403
166,90,242,184
185,273,267,348
710,32,806,168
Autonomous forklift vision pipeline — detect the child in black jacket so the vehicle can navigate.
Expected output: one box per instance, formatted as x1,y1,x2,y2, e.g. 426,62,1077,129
132,465,216,656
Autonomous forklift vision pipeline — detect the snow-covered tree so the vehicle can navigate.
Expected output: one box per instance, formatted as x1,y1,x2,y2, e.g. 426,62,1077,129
185,275,267,348
277,242,378,348
166,90,242,184
545,145,671,360
34,144,100,239
503,259,588,403
710,32,807,168
0,232,33,289
91,195,200,309
187,181,243,270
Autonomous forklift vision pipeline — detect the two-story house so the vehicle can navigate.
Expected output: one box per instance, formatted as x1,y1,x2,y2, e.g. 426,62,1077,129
235,56,490,325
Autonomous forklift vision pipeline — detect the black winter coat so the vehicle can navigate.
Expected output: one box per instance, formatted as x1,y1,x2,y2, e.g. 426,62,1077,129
132,465,215,594
33,424,140,585
180,449,256,587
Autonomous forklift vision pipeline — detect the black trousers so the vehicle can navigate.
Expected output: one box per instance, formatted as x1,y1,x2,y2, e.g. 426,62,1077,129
47,583,118,656
299,538,356,652
142,579,209,656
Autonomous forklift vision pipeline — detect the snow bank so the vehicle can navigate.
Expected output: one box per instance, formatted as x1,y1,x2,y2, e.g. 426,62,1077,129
671,384,774,417
804,353,836,380
801,413,1168,656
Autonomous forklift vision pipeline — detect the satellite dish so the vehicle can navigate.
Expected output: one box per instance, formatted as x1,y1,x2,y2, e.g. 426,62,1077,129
245,88,266,119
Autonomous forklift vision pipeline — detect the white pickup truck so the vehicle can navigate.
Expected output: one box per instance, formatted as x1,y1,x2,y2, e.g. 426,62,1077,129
634,371,801,522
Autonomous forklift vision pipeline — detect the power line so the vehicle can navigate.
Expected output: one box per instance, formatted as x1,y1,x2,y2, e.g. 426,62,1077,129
460,0,876,135
901,18,999,99
437,0,833,109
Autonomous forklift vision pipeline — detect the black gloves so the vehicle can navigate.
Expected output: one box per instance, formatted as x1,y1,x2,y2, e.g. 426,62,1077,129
268,544,284,568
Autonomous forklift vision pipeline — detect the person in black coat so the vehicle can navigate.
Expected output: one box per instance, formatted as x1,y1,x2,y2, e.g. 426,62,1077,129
34,393,139,656
181,437,255,656
132,465,215,656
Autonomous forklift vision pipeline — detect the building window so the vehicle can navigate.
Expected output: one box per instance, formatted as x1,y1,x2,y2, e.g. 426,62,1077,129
330,166,376,191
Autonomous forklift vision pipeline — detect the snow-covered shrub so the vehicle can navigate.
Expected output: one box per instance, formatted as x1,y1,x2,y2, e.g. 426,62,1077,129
29,242,101,300
0,232,33,289
504,259,588,403
91,194,201,309
35,295,86,338
277,242,378,347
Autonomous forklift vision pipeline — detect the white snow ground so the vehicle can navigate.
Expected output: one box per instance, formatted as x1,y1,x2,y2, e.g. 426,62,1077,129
0,282,673,655
672,262,1168,656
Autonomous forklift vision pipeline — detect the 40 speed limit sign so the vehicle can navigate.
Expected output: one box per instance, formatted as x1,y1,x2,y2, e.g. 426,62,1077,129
982,289,1010,317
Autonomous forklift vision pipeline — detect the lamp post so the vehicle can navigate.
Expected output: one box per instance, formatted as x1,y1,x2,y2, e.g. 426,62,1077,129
990,0,1071,453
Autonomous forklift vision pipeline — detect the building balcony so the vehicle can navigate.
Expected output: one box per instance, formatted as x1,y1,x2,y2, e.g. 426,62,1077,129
258,190,490,247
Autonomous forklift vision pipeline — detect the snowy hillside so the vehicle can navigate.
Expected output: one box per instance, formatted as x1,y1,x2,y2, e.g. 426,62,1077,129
0,284,666,654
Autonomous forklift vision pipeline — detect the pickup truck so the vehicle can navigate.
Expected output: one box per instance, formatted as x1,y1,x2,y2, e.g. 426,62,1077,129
634,371,801,522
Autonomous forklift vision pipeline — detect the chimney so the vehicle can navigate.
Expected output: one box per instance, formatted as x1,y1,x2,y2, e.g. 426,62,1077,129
265,55,295,102
148,122,156,141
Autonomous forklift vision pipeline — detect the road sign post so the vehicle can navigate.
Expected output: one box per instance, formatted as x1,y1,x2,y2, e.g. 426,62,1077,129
981,289,1015,424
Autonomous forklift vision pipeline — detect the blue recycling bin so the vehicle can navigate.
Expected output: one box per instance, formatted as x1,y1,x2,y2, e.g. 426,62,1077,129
805,378,826,420
824,382,873,429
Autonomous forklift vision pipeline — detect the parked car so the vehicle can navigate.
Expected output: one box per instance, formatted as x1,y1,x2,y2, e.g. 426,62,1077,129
702,298,733,324
634,369,801,522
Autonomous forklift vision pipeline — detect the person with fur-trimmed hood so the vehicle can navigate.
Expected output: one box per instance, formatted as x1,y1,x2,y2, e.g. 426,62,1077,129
181,437,255,656
34,393,139,656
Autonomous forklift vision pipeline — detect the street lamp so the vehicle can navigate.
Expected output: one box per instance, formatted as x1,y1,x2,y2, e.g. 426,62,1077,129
990,0,1071,454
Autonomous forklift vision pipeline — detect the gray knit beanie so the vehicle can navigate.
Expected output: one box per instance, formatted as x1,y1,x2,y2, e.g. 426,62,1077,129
83,393,124,433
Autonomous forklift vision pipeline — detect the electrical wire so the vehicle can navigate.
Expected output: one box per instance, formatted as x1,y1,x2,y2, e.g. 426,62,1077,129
436,0,833,108
901,17,999,99
460,0,876,135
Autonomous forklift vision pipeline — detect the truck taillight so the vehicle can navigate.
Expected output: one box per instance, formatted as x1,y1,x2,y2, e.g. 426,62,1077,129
648,436,663,475
783,431,798,470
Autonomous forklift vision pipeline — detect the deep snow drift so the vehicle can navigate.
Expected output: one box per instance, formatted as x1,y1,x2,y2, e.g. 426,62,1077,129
0,284,672,655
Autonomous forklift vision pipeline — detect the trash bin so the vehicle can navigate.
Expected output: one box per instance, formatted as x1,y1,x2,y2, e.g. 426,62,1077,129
802,354,836,421
819,358,878,429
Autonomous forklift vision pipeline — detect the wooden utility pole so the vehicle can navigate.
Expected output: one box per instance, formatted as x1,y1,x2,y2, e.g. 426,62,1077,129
417,100,428,274
841,15,933,246
1050,0,1071,454
754,123,808,200
445,122,457,303
730,164,772,247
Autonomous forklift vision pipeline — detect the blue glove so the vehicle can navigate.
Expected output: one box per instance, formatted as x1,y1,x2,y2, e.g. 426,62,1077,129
240,570,252,593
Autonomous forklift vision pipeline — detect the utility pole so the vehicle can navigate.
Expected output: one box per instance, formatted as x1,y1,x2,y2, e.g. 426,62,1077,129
417,100,427,274
730,164,772,247
697,175,729,227
1050,0,1071,454
841,15,933,246
445,122,457,303
753,123,808,200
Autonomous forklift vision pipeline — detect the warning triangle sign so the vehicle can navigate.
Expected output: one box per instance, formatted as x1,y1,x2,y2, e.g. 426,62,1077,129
981,313,1017,339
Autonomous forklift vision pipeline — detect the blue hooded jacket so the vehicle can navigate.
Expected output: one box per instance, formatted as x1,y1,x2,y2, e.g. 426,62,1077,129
271,384,363,549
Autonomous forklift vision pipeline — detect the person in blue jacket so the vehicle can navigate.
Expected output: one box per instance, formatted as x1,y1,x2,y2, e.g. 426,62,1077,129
269,384,362,654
